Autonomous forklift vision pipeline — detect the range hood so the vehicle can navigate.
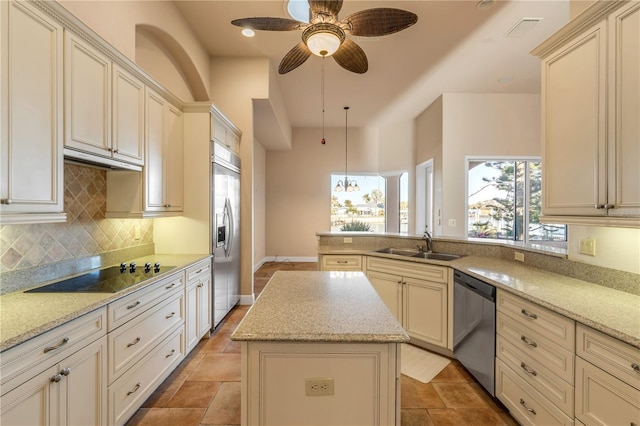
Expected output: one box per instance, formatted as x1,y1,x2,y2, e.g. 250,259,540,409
64,148,142,172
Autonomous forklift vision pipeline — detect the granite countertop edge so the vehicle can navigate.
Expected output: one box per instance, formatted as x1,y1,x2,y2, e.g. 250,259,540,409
0,254,211,353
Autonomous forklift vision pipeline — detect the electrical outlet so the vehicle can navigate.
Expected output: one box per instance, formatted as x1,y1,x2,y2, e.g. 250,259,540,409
305,378,334,396
579,237,596,256
343,237,352,243
514,252,525,262
448,219,456,227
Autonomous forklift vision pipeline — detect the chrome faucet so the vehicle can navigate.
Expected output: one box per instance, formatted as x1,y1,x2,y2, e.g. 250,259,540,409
422,229,433,253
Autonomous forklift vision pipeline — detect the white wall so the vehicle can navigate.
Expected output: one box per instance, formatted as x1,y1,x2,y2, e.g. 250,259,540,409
441,93,541,237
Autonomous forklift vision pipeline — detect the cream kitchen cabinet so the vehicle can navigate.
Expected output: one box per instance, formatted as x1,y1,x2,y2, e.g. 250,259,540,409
366,257,449,349
185,259,212,352
0,0,65,224
65,28,145,168
319,254,363,271
106,88,183,217
495,290,576,425
575,324,640,426
0,308,108,426
532,1,640,227
212,106,241,153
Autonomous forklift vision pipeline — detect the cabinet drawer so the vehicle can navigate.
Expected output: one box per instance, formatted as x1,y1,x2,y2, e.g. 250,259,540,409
186,259,211,282
497,311,574,384
497,335,574,416
365,257,447,283
575,357,640,426
1,307,107,396
108,272,184,331
497,290,575,350
496,358,574,426
576,323,640,390
321,255,362,271
108,291,184,383
108,325,184,426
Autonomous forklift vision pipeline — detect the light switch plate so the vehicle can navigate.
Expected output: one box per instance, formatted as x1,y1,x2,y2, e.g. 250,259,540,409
579,237,596,256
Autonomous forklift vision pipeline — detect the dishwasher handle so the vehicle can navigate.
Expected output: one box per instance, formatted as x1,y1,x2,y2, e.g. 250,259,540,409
454,271,496,302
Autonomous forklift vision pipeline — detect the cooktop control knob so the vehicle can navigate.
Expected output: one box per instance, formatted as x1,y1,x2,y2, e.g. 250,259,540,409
129,262,136,273
154,262,161,273
120,262,127,273
144,262,151,273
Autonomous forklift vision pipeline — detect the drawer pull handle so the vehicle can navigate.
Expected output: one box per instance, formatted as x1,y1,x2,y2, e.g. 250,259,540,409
196,268,203,274
166,283,176,289
197,283,204,288
127,337,141,347
520,362,537,376
337,260,348,264
520,335,537,348
166,349,176,358
519,398,536,415
127,301,141,310
632,363,640,373
166,312,176,319
44,337,69,353
520,309,537,319
127,383,141,396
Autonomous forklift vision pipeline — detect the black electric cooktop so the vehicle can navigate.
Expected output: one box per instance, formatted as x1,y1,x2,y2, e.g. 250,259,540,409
25,264,176,293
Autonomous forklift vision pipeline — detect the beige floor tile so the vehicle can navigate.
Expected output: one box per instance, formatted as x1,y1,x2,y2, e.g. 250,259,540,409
140,368,190,408
200,382,241,425
401,408,435,426
401,375,446,409
432,382,489,409
126,407,205,426
187,353,241,382
166,381,222,408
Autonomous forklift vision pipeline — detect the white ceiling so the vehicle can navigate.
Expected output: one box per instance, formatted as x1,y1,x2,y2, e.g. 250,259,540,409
174,0,570,131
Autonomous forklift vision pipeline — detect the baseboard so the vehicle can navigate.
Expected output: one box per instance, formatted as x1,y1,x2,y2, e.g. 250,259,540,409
254,256,318,272
239,294,255,305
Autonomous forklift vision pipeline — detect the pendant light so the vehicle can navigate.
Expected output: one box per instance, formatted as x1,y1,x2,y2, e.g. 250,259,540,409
334,106,359,192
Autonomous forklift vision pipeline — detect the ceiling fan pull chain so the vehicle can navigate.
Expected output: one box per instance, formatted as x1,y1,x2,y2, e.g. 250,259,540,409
321,59,326,144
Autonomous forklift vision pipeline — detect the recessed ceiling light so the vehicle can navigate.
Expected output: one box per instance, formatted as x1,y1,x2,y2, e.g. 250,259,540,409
476,0,495,10
241,28,255,37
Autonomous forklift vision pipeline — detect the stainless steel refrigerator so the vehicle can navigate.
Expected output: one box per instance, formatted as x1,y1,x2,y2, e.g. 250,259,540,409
211,141,241,328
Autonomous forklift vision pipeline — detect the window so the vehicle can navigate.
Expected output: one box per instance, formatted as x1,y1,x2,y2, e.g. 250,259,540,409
467,159,566,243
331,174,385,232
400,173,408,233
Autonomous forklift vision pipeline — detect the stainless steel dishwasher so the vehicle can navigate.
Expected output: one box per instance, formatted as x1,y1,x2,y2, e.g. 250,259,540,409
453,270,496,396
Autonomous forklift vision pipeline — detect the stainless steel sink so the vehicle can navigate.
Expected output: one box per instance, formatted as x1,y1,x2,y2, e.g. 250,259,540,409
373,247,463,261
374,247,420,256
410,252,464,261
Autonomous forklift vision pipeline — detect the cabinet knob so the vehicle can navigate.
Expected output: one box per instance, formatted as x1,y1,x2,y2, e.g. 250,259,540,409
604,203,614,210
51,374,62,383
1,198,12,205
60,367,71,376
164,204,171,208
595,204,605,209
113,148,119,153
632,363,639,373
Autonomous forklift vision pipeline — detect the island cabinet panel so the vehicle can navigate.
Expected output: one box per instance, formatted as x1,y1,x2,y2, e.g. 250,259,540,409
241,341,400,426
320,254,362,271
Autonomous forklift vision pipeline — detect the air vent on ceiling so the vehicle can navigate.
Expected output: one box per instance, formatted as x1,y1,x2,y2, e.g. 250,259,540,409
505,18,543,38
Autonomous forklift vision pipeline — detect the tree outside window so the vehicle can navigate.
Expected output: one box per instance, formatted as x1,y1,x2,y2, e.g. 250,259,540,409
467,159,566,242
331,174,385,232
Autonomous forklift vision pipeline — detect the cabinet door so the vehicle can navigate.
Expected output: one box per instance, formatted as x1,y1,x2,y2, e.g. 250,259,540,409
0,0,64,219
609,2,640,215
542,19,608,216
145,88,166,211
403,277,447,347
1,365,60,426
64,31,111,156
61,336,107,426
112,65,144,165
185,282,199,352
366,270,402,322
197,274,212,340
164,102,183,211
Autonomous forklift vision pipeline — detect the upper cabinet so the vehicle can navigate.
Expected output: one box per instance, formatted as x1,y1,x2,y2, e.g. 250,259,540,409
0,0,66,224
211,106,241,153
533,1,640,228
64,33,145,167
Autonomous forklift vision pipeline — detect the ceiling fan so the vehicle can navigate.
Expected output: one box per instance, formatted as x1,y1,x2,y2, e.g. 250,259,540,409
231,0,418,74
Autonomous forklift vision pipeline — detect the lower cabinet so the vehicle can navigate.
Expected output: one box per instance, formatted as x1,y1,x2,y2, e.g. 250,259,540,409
1,309,108,426
365,257,449,349
185,259,212,352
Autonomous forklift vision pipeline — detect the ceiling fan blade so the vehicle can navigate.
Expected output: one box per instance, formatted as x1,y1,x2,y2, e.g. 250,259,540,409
231,17,303,31
279,42,312,74
332,39,368,74
309,1,343,18
342,8,418,37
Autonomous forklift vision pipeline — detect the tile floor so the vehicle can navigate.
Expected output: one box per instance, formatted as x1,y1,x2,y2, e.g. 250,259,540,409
126,261,518,426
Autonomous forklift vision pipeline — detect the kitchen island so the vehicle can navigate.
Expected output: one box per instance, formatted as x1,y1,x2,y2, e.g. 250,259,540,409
231,270,409,426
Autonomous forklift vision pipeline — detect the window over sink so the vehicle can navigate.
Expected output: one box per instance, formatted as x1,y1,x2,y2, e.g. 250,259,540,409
467,158,567,244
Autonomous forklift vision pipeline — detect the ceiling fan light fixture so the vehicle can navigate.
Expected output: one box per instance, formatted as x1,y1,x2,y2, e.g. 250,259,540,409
241,28,255,37
303,23,345,57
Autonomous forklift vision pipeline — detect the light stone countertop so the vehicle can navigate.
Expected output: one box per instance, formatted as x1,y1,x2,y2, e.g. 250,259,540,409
0,254,211,352
321,249,640,348
231,271,410,343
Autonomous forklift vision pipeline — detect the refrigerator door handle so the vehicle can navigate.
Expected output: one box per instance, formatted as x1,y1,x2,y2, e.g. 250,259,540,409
224,197,233,258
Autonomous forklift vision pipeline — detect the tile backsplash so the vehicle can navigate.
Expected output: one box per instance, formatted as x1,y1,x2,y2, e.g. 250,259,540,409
0,163,153,273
